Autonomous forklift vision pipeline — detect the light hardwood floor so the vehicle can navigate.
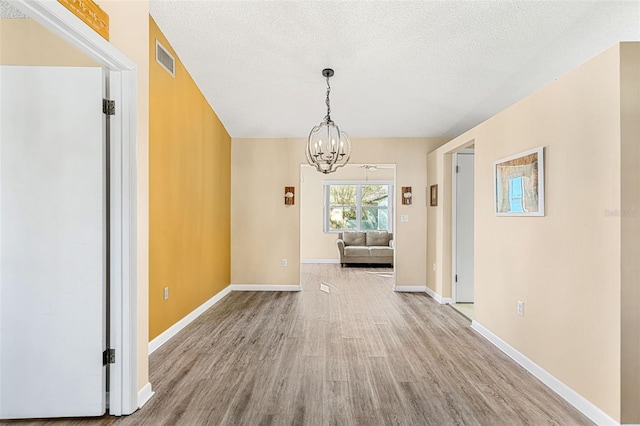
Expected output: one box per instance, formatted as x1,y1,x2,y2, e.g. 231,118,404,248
4,264,592,425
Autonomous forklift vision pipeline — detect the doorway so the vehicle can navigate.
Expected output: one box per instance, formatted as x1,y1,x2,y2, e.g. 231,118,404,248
299,163,397,288
452,150,475,318
0,0,138,417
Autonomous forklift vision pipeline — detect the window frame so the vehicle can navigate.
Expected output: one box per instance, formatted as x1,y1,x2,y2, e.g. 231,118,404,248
323,180,394,233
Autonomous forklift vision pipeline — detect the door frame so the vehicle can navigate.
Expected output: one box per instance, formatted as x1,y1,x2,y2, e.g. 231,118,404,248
451,149,474,303
9,0,139,415
298,163,397,286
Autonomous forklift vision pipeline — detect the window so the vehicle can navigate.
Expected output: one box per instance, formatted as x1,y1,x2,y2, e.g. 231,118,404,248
324,181,393,232
508,176,524,213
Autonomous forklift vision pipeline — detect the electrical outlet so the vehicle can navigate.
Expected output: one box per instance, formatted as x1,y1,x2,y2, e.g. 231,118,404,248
164,287,169,300
281,258,287,267
517,300,524,316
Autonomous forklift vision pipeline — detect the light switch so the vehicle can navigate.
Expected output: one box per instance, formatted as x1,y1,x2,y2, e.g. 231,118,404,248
400,215,409,223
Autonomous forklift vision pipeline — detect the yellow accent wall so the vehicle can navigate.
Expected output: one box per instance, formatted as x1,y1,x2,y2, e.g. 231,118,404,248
149,17,231,340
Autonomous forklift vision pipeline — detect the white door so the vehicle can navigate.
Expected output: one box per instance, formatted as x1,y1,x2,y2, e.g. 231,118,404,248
455,152,474,303
0,66,106,419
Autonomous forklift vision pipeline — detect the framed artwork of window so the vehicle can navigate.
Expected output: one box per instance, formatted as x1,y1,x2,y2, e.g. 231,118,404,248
494,147,544,216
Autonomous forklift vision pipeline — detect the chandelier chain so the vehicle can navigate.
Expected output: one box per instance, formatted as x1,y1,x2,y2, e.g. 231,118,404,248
324,76,331,123
306,67,350,174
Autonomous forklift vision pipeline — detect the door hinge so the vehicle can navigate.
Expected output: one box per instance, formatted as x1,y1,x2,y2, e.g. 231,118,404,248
102,99,115,116
456,165,459,173
103,348,115,365
455,274,458,283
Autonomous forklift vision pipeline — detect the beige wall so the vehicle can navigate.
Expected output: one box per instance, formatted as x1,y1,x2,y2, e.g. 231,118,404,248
231,138,302,285
427,43,640,423
300,164,394,261
231,137,448,287
619,42,640,424
0,19,98,66
97,0,150,392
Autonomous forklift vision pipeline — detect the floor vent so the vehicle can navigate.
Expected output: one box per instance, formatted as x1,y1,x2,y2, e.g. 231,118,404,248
155,40,175,77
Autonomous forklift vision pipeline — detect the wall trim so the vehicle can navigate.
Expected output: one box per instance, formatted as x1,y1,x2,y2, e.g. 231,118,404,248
471,321,620,426
394,285,427,292
425,286,452,304
137,382,154,409
301,258,339,264
148,285,232,354
230,284,302,292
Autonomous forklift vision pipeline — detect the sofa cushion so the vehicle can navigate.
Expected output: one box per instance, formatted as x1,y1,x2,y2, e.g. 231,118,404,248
369,246,394,257
342,231,366,246
366,231,392,247
344,246,370,256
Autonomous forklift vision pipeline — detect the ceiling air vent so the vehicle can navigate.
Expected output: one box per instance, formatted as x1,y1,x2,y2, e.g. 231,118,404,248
155,40,175,77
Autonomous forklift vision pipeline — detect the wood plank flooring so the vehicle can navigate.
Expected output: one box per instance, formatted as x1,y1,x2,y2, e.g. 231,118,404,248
3,264,592,425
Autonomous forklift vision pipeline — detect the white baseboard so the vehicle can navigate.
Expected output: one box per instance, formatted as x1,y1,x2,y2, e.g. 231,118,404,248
301,258,339,264
148,285,232,354
137,382,154,408
230,284,302,291
394,285,426,292
471,321,620,426
425,286,452,304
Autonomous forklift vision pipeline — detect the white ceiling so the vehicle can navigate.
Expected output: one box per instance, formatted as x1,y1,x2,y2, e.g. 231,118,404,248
149,1,639,139
0,0,28,18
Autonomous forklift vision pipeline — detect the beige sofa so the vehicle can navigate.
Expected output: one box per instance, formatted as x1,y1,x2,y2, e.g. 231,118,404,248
336,231,394,267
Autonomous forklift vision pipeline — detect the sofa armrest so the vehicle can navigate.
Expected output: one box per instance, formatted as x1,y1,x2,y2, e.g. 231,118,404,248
336,239,346,262
389,239,394,249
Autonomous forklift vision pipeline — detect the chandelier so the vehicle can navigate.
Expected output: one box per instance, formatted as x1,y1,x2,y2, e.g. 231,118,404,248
306,68,351,174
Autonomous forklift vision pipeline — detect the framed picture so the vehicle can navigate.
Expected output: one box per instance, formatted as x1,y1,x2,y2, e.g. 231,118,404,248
494,147,544,216
430,184,438,207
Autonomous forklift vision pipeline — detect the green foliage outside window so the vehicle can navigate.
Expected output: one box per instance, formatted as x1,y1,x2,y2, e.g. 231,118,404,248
327,184,391,231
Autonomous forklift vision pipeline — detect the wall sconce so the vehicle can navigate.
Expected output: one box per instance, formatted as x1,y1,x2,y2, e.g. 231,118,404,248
402,187,413,205
430,184,438,207
284,187,295,205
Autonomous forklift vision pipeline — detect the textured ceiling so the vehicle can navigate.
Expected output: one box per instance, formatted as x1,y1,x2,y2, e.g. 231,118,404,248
0,0,28,18
149,1,639,139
